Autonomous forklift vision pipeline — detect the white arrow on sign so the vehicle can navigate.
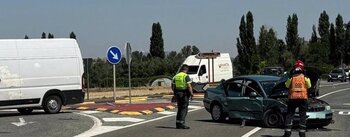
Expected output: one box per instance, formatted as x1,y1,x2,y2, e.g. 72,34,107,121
11,117,35,127
109,50,119,60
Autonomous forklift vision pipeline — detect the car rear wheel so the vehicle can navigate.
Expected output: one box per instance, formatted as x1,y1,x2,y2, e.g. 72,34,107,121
43,95,62,114
211,103,225,122
17,108,33,115
263,109,283,128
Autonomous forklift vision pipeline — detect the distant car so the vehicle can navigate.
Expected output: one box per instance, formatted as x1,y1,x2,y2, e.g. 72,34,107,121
328,68,347,82
261,67,284,76
345,68,350,80
203,75,333,128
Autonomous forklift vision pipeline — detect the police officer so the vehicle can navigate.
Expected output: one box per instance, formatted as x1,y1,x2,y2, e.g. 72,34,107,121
283,60,311,137
172,64,193,129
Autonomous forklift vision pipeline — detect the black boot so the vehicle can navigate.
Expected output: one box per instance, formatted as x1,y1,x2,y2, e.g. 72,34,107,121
176,123,190,129
282,131,291,137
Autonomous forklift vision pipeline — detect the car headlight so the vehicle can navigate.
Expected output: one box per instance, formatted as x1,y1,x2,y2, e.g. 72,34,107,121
338,75,341,78
325,105,331,111
295,107,299,112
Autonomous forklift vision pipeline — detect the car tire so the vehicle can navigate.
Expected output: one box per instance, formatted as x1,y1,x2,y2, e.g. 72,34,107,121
17,108,34,115
211,103,225,122
43,95,62,114
263,109,284,128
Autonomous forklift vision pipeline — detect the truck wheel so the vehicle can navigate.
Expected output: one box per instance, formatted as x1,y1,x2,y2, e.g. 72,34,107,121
43,95,62,114
211,103,225,122
17,108,33,115
263,109,283,128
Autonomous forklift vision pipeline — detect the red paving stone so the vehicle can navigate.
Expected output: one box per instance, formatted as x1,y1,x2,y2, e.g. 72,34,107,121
77,103,175,111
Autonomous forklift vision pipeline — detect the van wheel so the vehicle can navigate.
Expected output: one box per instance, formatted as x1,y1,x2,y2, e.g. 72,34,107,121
17,108,33,115
43,95,62,114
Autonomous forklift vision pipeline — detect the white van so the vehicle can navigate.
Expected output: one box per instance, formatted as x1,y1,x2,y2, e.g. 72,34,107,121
180,52,233,92
0,39,85,114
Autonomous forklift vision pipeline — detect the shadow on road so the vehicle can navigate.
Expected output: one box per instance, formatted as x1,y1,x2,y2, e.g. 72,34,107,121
155,126,177,129
196,119,262,127
0,111,72,118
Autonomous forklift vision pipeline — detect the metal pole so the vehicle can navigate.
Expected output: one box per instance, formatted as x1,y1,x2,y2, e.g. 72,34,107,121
87,58,90,100
128,63,131,104
113,64,116,100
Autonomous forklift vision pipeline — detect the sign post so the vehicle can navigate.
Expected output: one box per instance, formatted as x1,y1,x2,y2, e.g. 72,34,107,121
107,46,122,100
125,42,132,104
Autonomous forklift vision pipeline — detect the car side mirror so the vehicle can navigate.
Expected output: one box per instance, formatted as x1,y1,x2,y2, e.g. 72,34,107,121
249,92,257,98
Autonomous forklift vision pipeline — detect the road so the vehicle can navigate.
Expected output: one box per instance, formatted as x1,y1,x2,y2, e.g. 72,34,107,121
98,81,350,137
0,81,349,137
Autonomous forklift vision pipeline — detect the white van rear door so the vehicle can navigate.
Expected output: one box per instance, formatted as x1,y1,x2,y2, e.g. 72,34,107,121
0,41,22,101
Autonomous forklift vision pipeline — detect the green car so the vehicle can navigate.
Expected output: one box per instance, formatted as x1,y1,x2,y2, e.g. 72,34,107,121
203,75,333,128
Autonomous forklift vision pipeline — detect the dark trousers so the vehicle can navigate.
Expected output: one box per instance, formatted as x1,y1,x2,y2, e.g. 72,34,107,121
284,99,308,136
175,90,189,126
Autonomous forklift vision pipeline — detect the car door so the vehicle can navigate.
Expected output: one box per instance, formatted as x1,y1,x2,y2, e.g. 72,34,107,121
224,79,245,118
235,80,264,120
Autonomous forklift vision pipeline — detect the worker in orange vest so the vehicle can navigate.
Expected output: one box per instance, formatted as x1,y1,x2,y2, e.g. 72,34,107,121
283,60,311,137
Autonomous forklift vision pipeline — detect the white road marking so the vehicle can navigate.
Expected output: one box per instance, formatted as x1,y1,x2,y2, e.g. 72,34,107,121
241,127,262,137
74,107,204,137
102,117,145,122
0,109,17,112
338,111,350,115
320,82,348,87
157,111,176,115
188,105,202,109
317,88,350,99
343,103,350,105
80,111,101,114
245,87,350,137
11,117,35,127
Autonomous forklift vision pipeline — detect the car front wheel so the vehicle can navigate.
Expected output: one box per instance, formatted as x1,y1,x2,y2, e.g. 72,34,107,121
263,109,283,128
211,103,225,122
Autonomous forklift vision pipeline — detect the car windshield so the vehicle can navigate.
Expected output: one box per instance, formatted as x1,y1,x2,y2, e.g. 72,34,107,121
260,80,278,95
331,69,342,73
187,66,199,74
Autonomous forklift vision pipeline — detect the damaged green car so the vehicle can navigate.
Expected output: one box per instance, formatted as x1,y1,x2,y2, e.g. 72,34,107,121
203,74,333,128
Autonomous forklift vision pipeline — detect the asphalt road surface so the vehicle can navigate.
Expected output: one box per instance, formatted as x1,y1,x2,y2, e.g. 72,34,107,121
1,81,349,137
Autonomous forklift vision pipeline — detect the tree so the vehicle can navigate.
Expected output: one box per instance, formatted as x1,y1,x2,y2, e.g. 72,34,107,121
41,32,46,39
318,11,330,63
24,35,29,39
235,11,258,74
329,23,337,67
258,26,278,66
70,32,76,39
335,14,345,66
48,33,54,39
345,22,350,65
285,14,300,59
149,22,165,59
180,45,200,57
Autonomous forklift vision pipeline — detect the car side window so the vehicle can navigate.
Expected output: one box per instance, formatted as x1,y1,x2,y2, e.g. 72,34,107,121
244,80,262,97
226,80,243,97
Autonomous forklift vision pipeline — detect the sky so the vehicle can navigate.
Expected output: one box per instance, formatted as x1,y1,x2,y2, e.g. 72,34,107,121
0,0,350,58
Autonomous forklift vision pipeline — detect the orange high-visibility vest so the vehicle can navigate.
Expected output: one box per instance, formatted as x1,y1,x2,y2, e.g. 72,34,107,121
289,75,308,99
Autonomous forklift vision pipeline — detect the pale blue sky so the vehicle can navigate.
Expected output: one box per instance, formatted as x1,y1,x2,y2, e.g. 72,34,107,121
0,0,349,58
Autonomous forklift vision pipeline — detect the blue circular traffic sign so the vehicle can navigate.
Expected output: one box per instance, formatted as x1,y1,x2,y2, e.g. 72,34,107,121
107,46,122,64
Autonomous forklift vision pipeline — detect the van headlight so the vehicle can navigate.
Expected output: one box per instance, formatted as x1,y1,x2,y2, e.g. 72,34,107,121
325,105,331,111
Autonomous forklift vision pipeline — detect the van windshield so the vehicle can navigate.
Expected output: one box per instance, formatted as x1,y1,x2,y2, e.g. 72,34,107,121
187,66,199,74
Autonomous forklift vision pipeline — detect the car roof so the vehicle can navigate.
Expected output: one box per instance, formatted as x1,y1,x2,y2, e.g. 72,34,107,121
233,75,281,82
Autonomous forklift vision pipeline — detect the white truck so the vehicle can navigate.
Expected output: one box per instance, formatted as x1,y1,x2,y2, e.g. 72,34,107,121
180,52,233,92
0,39,85,114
